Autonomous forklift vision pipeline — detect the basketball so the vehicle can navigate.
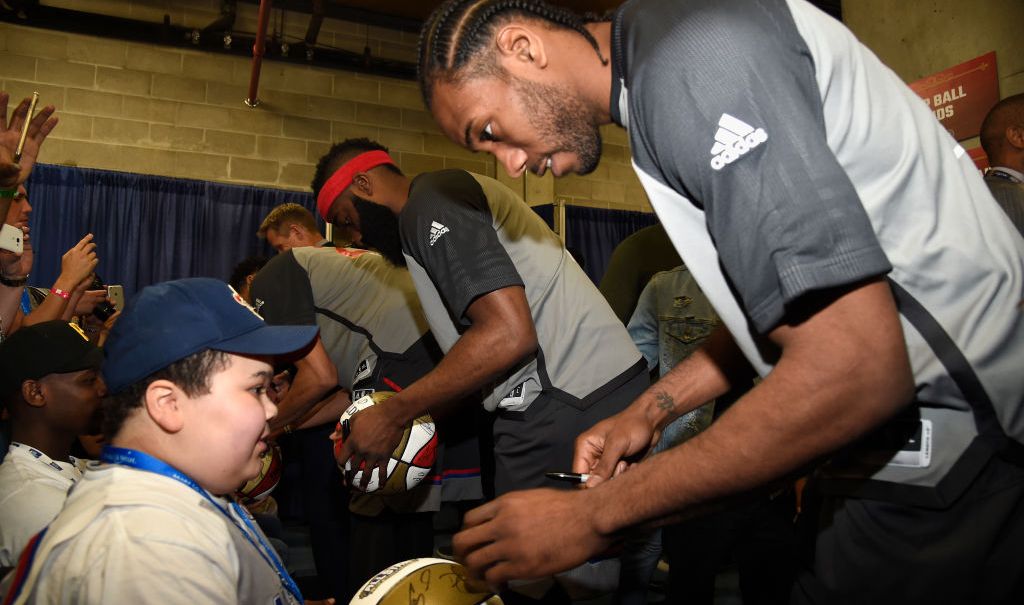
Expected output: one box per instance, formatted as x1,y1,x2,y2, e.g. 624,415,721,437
236,442,283,504
349,557,503,605
333,391,438,495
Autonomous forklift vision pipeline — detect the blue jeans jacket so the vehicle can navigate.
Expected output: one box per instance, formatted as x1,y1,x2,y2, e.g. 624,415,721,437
627,265,719,450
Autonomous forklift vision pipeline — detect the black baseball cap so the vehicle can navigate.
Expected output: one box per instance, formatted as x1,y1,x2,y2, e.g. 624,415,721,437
0,320,103,395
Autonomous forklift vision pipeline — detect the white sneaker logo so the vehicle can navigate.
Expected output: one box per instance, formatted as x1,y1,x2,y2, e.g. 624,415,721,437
710,113,768,171
428,221,449,246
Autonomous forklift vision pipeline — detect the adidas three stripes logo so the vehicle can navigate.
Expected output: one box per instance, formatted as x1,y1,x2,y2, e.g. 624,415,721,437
710,113,768,171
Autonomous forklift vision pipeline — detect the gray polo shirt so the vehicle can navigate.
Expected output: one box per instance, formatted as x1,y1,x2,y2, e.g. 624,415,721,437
983,168,1024,236
612,0,1024,498
251,246,438,394
399,170,644,412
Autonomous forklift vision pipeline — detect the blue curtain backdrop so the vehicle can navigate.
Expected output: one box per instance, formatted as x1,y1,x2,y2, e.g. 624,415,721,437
26,164,319,299
24,164,651,296
564,205,657,284
528,203,656,284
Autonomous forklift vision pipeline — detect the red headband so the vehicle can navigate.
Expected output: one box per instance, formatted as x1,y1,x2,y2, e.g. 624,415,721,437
316,150,396,220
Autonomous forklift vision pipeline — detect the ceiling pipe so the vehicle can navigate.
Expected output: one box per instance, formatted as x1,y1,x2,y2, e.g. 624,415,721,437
0,2,417,80
245,0,273,108
203,0,237,34
304,0,324,48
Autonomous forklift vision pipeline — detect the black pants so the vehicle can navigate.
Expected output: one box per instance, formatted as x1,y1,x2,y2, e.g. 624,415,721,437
492,370,650,496
281,424,351,601
348,510,435,593
664,490,799,605
792,454,1024,605
492,370,650,604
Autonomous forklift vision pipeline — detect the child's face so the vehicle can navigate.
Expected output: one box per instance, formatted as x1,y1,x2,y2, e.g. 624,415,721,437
181,354,276,495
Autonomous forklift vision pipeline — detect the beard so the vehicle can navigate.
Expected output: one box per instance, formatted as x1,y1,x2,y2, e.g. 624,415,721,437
351,196,406,267
511,76,603,175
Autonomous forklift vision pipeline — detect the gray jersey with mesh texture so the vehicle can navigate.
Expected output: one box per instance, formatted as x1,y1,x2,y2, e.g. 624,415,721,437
399,170,643,412
612,0,1024,492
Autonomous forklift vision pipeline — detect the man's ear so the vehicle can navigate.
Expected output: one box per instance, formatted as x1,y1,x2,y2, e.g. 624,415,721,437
144,379,186,433
352,173,374,197
495,24,549,69
1006,124,1024,150
21,379,45,408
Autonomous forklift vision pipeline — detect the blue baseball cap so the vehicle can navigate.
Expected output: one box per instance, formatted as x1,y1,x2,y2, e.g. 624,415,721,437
103,278,318,394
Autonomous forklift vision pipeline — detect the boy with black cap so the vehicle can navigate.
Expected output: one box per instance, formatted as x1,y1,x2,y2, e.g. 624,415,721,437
0,321,104,570
0,278,324,604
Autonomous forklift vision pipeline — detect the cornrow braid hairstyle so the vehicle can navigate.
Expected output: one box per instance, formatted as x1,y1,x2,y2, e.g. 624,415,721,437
310,138,403,201
418,0,609,109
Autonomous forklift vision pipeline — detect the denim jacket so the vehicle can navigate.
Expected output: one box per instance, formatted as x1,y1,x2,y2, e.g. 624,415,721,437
627,265,720,449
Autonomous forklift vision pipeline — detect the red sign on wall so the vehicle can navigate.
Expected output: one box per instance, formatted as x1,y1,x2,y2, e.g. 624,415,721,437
967,146,990,172
909,51,999,141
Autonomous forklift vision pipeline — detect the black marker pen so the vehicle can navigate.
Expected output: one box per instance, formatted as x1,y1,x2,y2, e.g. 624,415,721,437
545,471,591,484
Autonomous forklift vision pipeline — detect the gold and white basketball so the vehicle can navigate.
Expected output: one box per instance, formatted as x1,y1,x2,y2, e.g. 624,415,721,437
350,558,503,605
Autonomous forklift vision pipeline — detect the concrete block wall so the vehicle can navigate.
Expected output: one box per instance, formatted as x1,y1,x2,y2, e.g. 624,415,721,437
0,23,483,192
844,0,1024,149
0,0,652,212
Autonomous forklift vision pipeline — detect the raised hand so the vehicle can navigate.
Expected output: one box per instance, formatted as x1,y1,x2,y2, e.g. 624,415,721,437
0,92,58,188
57,234,99,289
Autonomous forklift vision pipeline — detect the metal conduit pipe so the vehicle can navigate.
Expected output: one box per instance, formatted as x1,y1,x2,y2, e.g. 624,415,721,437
245,0,273,107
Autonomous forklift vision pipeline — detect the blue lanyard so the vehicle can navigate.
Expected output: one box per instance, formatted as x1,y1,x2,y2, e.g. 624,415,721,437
19,289,31,315
100,446,303,603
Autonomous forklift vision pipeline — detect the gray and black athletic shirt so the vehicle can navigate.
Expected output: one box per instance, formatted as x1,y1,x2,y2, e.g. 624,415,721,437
251,246,439,395
399,170,643,413
613,0,1024,495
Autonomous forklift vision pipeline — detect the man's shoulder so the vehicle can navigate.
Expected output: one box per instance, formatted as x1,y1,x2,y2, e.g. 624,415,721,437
0,462,70,553
409,168,479,194
402,170,492,240
405,170,487,215
66,468,233,543
252,250,309,290
261,248,302,270
620,0,779,65
0,455,70,497
621,0,803,106
292,244,357,267
0,475,66,527
985,174,1024,196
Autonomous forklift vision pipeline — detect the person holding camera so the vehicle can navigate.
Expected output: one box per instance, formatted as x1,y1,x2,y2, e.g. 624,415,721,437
0,224,100,339
0,179,101,337
73,275,120,347
0,91,57,228
0,91,57,339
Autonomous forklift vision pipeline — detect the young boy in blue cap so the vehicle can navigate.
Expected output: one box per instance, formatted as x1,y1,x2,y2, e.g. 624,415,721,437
1,278,327,604
0,321,105,571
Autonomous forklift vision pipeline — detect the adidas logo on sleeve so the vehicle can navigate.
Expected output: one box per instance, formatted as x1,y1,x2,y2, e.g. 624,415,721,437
428,221,449,246
710,113,768,170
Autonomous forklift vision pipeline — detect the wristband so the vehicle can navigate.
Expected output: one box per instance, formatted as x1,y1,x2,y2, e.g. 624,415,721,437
50,287,71,299
0,188,16,199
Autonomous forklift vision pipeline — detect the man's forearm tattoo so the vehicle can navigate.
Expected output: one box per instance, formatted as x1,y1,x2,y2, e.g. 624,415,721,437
655,390,676,413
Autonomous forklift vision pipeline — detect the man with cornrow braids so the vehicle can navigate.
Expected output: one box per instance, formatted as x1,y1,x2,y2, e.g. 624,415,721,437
312,137,648,604
417,1,1024,604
